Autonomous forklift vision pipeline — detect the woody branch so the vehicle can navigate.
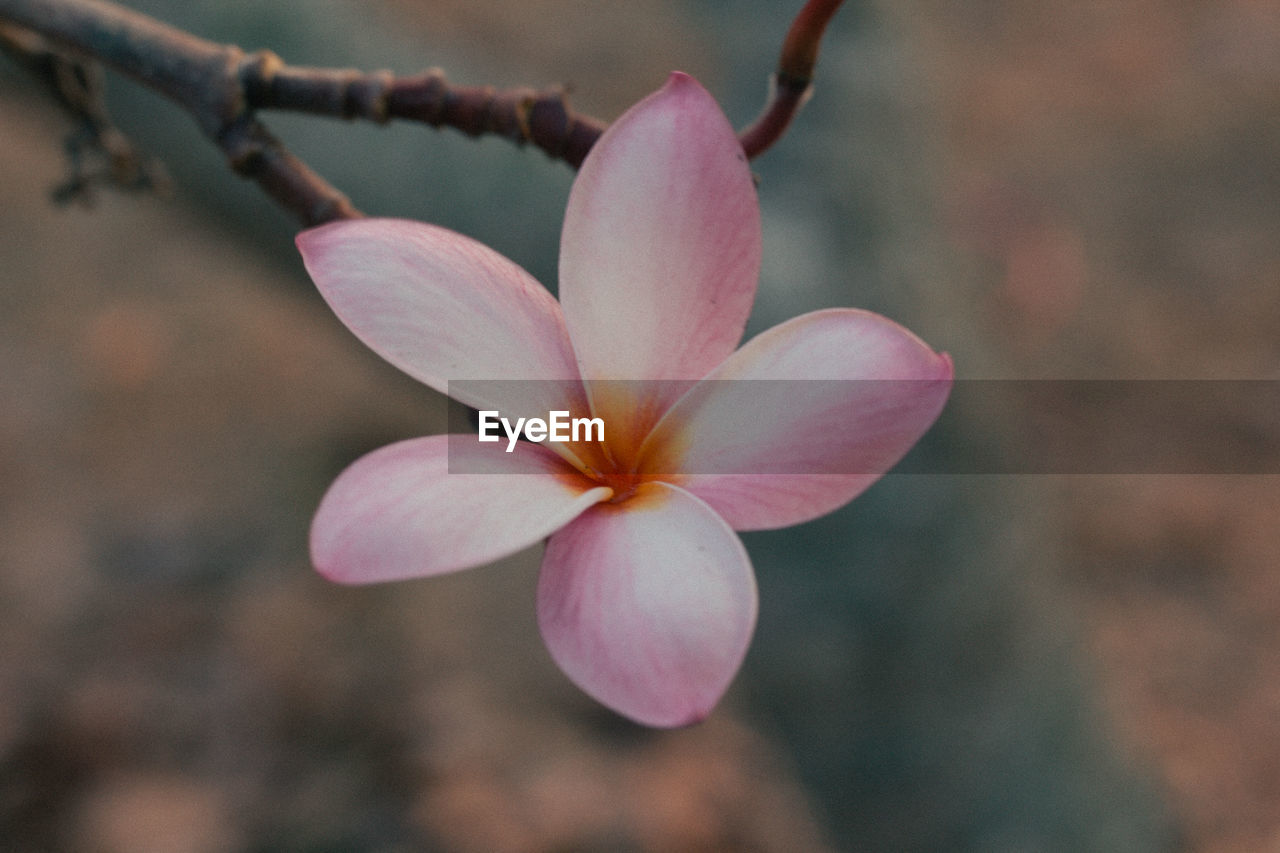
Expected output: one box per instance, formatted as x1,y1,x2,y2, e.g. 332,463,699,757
0,0,843,226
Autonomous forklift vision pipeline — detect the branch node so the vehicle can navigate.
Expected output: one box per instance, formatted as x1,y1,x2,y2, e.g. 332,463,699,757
512,92,535,141
347,69,394,123
219,119,264,176
736,0,844,159
237,48,283,108
526,89,569,157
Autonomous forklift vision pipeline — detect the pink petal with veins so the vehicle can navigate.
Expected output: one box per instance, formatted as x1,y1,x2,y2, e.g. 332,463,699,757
559,73,761,449
312,436,609,585
537,482,758,727
298,218,586,420
641,309,953,530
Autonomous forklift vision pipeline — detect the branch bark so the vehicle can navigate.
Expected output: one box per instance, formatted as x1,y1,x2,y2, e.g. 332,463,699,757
238,57,606,169
0,0,846,225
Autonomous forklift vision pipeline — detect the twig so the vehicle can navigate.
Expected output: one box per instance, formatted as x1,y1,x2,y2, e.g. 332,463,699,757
739,0,845,158
0,20,168,204
0,0,360,224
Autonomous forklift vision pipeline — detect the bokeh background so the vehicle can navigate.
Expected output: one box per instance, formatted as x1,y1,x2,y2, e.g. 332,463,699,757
3,1,1278,850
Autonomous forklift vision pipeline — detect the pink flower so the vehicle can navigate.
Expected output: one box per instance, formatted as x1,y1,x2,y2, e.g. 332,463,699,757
296,73,952,727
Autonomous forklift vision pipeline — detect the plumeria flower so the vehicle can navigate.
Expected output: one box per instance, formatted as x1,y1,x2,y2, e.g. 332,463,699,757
296,72,952,727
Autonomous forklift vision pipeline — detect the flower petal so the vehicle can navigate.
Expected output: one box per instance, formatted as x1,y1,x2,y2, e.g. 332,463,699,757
640,309,953,530
559,73,761,445
312,435,610,584
537,482,757,727
297,218,586,419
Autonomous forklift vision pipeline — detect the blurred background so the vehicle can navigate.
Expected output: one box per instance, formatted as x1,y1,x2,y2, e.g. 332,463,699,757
2,1,1278,850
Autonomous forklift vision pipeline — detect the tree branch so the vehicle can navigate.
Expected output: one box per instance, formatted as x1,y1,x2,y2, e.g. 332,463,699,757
0,0,846,225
